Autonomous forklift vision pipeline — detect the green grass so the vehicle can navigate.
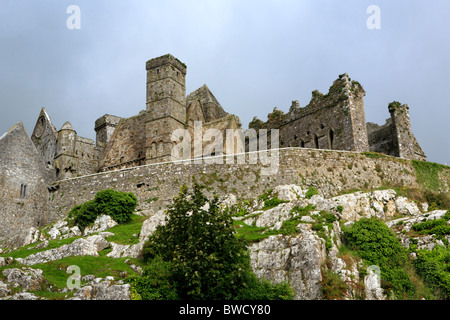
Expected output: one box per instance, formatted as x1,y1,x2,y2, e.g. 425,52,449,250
31,255,144,290
305,187,319,199
105,214,146,245
412,160,449,192
361,152,388,159
233,220,270,243
257,189,288,210
0,236,80,259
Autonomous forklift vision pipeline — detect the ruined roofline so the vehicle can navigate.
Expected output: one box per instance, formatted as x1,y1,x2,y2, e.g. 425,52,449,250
251,73,365,127
94,114,122,131
187,84,226,111
200,113,240,127
37,107,57,134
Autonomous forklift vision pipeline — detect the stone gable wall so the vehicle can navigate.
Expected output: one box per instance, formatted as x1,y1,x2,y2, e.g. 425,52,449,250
0,123,50,246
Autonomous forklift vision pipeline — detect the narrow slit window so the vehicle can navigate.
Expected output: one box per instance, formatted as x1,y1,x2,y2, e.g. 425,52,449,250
328,129,334,149
20,184,27,198
314,134,319,149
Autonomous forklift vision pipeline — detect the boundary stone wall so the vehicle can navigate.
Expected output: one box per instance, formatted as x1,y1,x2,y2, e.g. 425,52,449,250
47,148,447,223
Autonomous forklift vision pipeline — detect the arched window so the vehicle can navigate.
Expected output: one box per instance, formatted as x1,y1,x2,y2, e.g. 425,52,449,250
328,129,334,149
314,134,319,149
300,139,305,148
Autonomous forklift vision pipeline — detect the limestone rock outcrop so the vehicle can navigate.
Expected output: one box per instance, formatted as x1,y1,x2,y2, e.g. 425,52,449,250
250,227,326,300
1,183,447,300
71,278,131,300
16,235,110,266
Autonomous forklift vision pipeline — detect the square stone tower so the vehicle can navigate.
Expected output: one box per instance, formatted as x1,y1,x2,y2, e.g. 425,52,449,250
145,54,187,164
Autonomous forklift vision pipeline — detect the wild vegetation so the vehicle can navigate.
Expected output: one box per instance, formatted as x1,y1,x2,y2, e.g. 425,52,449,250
131,183,293,300
67,189,138,229
1,177,449,300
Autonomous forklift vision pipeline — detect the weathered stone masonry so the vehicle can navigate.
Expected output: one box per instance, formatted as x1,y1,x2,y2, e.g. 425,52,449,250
0,123,51,246
46,148,447,225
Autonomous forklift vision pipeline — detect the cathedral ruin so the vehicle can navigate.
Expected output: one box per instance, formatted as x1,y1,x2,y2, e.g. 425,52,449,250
0,53,429,246
24,54,426,182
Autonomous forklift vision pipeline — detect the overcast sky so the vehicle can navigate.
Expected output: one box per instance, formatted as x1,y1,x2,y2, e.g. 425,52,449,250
0,0,449,164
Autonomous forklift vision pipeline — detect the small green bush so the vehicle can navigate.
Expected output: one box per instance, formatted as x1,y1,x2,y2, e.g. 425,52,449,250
258,189,287,210
343,218,417,299
414,246,450,299
125,256,179,300
235,273,294,300
68,200,99,230
68,189,138,229
412,219,447,232
412,213,450,236
424,191,450,211
305,187,319,199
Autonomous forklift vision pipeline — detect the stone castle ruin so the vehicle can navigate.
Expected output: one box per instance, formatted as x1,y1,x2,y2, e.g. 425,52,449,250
249,73,426,162
27,54,426,181
0,54,427,246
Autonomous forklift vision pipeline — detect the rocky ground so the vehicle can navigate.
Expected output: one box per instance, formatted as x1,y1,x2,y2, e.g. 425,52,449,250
0,184,448,300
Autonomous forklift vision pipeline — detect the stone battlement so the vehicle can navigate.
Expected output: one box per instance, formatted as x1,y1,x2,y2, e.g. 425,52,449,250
145,54,187,74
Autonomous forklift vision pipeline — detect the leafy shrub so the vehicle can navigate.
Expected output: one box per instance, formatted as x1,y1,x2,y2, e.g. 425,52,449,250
68,200,99,230
424,191,450,211
426,225,450,236
94,189,137,224
343,218,417,298
141,183,293,300
412,219,447,232
414,246,450,299
125,256,179,300
68,189,138,229
235,272,294,300
412,212,450,236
